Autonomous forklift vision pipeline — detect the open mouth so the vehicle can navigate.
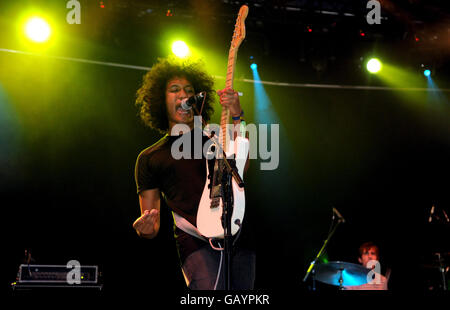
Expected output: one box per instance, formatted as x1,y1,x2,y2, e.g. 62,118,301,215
176,107,190,115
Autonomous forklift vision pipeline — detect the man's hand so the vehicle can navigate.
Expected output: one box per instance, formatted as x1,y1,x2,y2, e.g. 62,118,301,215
133,208,159,238
217,88,242,118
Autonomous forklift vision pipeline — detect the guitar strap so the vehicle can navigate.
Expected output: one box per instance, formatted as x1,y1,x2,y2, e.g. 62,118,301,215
170,129,223,242
172,211,208,242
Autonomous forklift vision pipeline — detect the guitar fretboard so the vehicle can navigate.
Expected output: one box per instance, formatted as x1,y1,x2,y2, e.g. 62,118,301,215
219,5,247,154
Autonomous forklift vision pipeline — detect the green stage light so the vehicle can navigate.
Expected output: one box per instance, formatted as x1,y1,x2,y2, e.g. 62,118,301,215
171,41,190,58
25,17,51,43
367,58,382,74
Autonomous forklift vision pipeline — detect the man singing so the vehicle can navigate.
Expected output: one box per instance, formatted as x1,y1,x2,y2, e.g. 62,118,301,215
133,56,255,290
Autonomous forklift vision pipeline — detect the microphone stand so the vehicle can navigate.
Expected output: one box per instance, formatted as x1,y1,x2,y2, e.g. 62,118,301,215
222,167,234,290
191,104,245,290
302,214,345,289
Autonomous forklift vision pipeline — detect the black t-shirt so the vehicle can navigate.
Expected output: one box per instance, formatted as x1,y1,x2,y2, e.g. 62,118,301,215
135,128,214,263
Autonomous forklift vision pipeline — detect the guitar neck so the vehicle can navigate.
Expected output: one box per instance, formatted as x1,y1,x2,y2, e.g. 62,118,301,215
225,46,237,89
220,47,237,152
219,4,248,153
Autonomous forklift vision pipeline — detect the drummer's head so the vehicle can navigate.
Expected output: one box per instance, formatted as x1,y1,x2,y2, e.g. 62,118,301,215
358,242,379,267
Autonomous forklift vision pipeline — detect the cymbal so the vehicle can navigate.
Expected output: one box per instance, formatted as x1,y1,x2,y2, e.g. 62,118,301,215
314,261,370,287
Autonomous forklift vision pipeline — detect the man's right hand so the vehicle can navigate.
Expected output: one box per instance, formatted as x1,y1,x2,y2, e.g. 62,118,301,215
133,208,160,238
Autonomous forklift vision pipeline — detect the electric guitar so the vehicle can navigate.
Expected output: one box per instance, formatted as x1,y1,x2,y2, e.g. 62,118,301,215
196,5,249,239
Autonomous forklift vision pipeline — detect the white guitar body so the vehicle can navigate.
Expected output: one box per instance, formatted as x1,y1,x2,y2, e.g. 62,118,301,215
196,136,249,238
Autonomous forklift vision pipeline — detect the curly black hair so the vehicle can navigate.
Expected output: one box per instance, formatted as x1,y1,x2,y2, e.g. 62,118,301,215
135,56,216,133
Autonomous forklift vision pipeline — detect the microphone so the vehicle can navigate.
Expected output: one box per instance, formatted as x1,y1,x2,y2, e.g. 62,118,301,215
332,207,346,223
180,92,205,110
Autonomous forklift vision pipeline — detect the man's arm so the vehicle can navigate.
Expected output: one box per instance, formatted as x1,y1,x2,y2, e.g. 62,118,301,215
218,88,250,173
132,188,161,239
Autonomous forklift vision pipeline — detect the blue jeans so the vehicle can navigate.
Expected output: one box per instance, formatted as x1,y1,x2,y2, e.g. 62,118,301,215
181,245,256,290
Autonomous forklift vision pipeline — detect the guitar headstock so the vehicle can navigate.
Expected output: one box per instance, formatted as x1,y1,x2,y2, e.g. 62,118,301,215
231,5,249,50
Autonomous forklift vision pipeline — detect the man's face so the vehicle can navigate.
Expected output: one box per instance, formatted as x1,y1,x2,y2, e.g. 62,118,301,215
358,247,378,268
165,77,195,131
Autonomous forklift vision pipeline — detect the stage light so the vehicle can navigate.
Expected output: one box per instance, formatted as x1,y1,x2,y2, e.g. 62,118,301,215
249,56,257,70
171,41,189,58
24,17,51,43
423,69,431,77
366,58,382,73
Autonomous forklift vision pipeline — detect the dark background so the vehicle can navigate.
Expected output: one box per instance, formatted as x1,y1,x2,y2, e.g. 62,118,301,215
1,0,449,297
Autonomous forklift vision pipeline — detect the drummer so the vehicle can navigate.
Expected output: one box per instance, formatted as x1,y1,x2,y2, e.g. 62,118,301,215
346,242,390,290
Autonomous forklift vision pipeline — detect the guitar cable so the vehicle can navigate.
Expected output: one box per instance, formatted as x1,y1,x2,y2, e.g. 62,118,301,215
208,220,242,251
210,220,243,290
213,241,223,290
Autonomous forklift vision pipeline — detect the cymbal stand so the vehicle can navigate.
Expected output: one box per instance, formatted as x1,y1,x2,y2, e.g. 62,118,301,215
436,252,447,291
338,267,344,290
302,214,345,289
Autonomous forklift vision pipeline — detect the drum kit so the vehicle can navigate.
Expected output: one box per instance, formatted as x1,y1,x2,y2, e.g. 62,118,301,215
422,204,450,290
420,251,450,291
303,205,449,291
302,208,376,290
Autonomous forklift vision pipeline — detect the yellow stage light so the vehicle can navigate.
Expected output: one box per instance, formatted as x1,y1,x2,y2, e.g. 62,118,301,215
25,17,51,43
